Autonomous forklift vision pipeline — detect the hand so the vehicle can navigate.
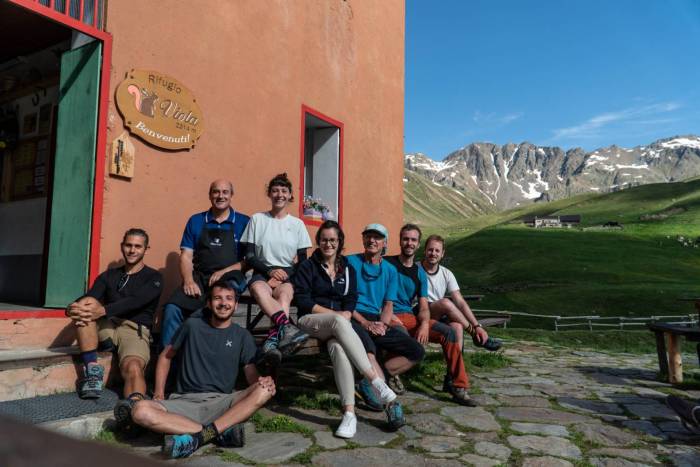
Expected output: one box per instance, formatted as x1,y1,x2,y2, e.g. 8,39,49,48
267,278,282,289
258,376,276,395
415,322,430,345
183,280,202,297
367,321,386,336
338,311,352,321
208,268,228,286
269,269,288,282
152,391,165,401
389,316,403,328
474,326,488,345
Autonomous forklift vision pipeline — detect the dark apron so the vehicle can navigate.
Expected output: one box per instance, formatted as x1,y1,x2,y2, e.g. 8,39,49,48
167,219,244,314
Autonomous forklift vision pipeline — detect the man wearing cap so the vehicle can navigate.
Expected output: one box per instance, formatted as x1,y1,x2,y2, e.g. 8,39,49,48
385,224,476,405
161,180,250,348
346,223,425,430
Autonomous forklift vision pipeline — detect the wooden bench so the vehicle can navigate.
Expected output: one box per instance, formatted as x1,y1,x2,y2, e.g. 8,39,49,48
648,322,700,383
237,292,508,356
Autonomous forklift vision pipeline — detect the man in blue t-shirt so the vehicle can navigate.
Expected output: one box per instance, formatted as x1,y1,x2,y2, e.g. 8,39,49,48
385,224,475,406
347,223,425,430
161,179,250,347
131,281,275,458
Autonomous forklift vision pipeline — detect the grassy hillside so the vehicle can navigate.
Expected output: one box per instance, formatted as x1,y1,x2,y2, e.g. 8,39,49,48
403,170,494,228
431,180,700,325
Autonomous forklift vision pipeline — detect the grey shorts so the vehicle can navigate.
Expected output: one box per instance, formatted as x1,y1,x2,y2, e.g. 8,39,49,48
158,391,245,425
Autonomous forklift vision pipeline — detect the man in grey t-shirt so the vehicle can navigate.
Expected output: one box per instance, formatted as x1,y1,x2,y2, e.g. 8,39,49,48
131,281,275,459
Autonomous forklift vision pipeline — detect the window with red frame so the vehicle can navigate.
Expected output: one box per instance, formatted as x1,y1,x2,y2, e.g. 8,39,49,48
301,109,342,224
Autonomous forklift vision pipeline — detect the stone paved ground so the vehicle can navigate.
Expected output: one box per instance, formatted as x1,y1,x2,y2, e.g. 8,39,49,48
107,341,700,466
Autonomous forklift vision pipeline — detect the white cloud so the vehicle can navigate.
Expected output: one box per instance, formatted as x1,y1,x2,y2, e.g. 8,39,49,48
551,102,682,141
473,110,523,125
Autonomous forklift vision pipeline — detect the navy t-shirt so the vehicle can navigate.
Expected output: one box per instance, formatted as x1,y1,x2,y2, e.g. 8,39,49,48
170,314,257,394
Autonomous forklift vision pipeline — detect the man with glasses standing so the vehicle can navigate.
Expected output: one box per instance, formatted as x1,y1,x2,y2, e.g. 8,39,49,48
65,228,163,420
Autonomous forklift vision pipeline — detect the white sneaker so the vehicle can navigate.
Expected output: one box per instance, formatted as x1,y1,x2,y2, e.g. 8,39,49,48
371,378,397,405
335,412,357,438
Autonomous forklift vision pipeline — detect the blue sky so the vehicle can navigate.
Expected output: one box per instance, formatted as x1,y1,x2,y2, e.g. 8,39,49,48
405,0,700,159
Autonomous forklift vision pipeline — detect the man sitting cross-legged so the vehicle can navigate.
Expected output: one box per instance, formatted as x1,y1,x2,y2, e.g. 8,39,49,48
420,234,493,392
386,224,476,405
65,228,162,427
131,281,276,458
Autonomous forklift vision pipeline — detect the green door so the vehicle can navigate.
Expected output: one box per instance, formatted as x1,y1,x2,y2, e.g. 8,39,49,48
44,41,102,307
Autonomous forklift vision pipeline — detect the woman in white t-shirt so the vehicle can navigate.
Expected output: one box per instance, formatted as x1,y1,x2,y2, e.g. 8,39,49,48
241,173,313,365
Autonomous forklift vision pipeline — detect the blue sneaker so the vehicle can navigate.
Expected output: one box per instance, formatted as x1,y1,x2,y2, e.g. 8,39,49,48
216,423,245,447
78,363,104,399
385,400,405,431
355,378,383,412
163,433,199,458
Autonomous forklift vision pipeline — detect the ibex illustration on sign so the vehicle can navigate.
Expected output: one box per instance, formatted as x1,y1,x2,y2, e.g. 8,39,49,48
127,84,158,118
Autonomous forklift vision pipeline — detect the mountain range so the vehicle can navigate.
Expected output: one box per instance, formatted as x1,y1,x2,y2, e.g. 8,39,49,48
404,135,700,213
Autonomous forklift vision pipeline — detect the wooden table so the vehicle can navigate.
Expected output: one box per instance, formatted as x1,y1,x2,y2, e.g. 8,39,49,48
648,322,700,383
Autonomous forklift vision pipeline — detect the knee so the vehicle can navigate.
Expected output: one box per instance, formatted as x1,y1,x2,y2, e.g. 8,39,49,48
131,401,157,426
327,340,346,360
331,314,351,331
120,360,144,379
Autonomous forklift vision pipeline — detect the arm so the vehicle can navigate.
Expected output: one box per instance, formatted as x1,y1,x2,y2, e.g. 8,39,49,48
243,242,272,276
179,248,201,297
244,363,260,386
66,274,108,323
414,297,431,344
103,275,163,318
153,345,176,400
449,289,488,343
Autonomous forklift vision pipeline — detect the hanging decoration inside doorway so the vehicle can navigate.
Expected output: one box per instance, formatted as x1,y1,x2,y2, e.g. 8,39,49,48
109,131,135,178
115,69,204,150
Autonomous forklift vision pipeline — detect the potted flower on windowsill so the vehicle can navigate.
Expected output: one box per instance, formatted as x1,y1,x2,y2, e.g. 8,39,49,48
303,196,334,220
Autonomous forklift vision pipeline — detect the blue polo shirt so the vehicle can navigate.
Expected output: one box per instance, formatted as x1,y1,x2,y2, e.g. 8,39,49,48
347,254,398,315
385,255,428,314
180,208,250,260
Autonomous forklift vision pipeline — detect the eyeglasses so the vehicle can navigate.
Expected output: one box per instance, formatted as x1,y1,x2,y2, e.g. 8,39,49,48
117,273,130,291
319,238,339,245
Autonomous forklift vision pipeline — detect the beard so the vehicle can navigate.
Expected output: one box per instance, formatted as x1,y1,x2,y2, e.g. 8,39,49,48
211,306,234,323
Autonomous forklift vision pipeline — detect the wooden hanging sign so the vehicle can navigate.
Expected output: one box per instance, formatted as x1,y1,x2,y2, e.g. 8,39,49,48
109,131,135,178
115,69,204,150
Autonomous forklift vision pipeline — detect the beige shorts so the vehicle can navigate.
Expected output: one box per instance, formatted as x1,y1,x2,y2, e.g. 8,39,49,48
158,391,245,425
98,317,151,366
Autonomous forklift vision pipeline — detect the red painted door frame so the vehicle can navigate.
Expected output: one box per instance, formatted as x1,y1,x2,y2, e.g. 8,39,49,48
3,0,112,319
298,104,345,227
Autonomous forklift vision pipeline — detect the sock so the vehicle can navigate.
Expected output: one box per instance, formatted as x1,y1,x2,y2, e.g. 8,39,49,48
370,377,385,388
271,310,289,328
81,349,98,367
195,423,219,446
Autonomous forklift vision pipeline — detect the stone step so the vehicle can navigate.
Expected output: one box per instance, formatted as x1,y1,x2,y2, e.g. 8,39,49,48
0,317,76,350
0,345,113,402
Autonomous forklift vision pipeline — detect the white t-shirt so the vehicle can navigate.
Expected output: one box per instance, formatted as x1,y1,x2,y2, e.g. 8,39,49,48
423,264,460,303
240,212,312,268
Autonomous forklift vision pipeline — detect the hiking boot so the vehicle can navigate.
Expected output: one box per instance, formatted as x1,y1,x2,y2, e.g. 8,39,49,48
114,392,147,435
78,363,104,399
474,336,502,352
385,400,405,431
216,423,245,447
371,378,397,405
277,323,309,356
387,374,406,395
335,411,357,439
450,386,477,406
355,378,383,412
163,433,199,458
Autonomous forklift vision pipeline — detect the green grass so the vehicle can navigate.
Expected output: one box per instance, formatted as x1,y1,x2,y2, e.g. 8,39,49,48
404,349,512,394
249,413,313,436
416,179,700,322
94,428,120,445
